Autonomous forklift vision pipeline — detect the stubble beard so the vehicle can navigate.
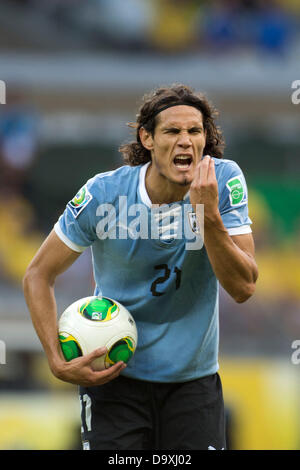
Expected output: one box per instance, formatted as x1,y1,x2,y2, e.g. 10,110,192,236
171,174,192,188
161,169,192,189
179,177,190,187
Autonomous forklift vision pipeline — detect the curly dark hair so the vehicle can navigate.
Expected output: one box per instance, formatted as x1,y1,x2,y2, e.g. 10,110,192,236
119,84,225,166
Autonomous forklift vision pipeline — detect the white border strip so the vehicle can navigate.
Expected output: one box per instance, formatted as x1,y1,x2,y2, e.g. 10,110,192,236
227,225,252,236
54,222,87,253
0,80,6,104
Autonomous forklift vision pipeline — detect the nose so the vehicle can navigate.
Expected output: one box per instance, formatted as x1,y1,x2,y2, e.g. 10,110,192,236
177,131,192,148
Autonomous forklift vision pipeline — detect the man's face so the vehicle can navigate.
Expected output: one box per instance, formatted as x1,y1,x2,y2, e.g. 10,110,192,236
141,105,207,187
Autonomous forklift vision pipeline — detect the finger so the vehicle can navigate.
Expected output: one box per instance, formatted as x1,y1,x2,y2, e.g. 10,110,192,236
207,157,216,183
192,154,209,186
199,155,211,185
192,160,201,186
95,360,125,376
106,361,127,378
92,361,126,384
84,346,108,364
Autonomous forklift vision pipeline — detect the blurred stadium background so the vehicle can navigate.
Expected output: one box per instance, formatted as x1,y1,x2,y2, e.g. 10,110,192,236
0,0,300,450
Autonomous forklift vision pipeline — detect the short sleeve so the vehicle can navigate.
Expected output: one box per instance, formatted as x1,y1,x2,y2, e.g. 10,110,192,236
218,160,252,236
54,181,98,252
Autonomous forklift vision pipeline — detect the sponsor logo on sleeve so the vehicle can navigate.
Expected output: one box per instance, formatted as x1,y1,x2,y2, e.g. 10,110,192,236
67,185,93,218
226,175,246,206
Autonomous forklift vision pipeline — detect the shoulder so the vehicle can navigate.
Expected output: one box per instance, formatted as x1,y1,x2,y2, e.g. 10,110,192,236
89,165,139,187
213,157,248,188
66,165,140,218
86,165,141,202
213,157,243,178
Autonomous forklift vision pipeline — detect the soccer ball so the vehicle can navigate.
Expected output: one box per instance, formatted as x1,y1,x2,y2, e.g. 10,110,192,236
58,296,138,371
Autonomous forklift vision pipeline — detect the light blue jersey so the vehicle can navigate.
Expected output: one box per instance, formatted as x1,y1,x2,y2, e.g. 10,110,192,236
55,158,252,382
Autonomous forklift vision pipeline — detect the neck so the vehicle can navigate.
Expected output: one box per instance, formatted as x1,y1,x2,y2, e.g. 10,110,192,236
145,163,190,205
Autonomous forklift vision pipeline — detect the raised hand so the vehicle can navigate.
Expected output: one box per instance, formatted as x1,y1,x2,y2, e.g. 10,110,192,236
190,155,219,223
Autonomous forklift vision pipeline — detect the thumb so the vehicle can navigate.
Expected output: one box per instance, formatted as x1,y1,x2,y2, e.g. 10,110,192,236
84,347,107,364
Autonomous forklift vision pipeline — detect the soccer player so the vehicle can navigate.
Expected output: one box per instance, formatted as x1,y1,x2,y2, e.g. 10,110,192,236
23,84,258,450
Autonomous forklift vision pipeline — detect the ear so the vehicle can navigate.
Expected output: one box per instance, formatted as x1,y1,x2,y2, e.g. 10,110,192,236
139,127,154,151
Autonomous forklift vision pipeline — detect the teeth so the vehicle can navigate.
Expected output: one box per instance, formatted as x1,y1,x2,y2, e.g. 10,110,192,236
174,155,192,168
176,156,190,160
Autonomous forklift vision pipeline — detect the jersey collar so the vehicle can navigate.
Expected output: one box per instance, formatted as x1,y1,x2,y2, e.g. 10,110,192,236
138,162,190,207
138,162,152,207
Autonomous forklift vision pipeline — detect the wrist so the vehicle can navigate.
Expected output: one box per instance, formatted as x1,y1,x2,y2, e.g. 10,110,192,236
48,349,66,377
204,210,224,229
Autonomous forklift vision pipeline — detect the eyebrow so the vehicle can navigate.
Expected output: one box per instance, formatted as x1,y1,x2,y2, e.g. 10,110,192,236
162,124,204,131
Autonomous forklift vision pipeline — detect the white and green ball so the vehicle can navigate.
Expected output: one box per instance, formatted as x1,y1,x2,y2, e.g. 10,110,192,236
58,296,138,370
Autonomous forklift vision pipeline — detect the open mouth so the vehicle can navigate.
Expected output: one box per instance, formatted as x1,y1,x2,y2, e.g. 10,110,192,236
173,155,193,169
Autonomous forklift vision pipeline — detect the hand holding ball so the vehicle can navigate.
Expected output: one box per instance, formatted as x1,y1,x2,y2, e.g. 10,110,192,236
58,296,138,371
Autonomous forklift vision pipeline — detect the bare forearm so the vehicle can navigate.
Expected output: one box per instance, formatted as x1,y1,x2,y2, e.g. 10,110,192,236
23,231,126,387
23,268,127,386
204,215,258,302
23,269,62,372
190,156,257,303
